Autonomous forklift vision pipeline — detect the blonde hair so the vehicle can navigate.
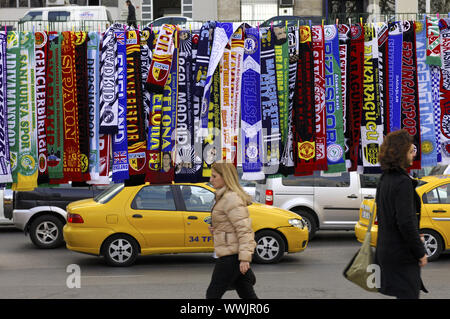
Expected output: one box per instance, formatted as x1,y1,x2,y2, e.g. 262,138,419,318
211,162,251,205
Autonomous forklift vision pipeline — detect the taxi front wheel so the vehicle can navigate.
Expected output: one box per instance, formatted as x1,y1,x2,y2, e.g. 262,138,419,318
102,234,139,267
253,230,285,264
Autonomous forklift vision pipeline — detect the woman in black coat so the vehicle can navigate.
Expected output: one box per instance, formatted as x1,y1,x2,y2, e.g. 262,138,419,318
375,129,428,299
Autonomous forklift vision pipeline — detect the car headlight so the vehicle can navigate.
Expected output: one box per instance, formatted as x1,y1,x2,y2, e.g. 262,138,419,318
289,218,305,229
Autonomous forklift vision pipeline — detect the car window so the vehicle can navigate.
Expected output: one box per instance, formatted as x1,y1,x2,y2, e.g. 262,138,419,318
22,11,43,21
132,185,176,210
170,17,187,25
281,172,316,186
424,184,450,204
360,174,380,188
94,183,124,204
315,172,350,187
152,17,170,26
48,11,70,22
180,185,214,212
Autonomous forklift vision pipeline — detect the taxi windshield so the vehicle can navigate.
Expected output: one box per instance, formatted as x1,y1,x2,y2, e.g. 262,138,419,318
94,183,124,204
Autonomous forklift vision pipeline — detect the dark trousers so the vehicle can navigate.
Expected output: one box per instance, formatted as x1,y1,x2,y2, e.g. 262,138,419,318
206,254,258,299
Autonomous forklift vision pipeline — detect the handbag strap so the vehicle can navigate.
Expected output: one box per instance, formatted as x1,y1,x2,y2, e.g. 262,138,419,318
367,184,379,233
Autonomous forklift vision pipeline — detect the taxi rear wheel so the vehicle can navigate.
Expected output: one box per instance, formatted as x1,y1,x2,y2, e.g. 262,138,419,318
253,230,286,264
421,229,443,262
102,235,139,267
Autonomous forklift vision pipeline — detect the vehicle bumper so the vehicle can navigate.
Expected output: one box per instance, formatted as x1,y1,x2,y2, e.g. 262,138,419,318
13,209,33,231
354,222,377,247
277,226,308,253
63,224,114,255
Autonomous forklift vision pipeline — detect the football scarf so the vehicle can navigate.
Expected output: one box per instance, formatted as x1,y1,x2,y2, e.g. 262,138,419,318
338,24,351,169
220,39,233,162
376,23,390,138
6,31,20,184
97,134,111,185
426,15,442,66
194,21,215,98
347,23,365,172
0,32,12,184
125,30,146,185
361,24,383,173
439,18,450,165
324,25,346,173
416,19,437,167
74,32,90,180
86,31,101,184
146,24,177,94
294,25,316,175
388,21,403,132
241,27,264,180
14,31,38,191
431,65,442,163
46,32,64,181
401,21,421,169
260,27,281,175
140,27,154,132
99,26,119,134
112,29,129,183
312,25,328,172
34,31,48,184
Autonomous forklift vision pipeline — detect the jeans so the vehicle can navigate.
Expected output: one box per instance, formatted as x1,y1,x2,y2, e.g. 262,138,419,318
206,254,258,299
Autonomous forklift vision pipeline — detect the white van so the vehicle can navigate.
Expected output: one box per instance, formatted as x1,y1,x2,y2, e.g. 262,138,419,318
19,6,113,32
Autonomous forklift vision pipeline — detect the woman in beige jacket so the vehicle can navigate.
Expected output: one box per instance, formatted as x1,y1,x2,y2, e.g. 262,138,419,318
206,162,258,299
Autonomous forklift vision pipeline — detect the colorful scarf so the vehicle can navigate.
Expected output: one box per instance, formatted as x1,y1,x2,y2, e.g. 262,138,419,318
324,25,346,173
140,27,154,132
416,19,437,167
426,15,442,66
97,134,111,185
347,23,365,172
241,27,264,180
294,25,316,175
125,30,146,185
376,23,390,137
431,65,442,163
146,24,176,94
99,26,119,134
220,38,233,162
46,32,64,181
401,21,421,170
14,31,38,190
112,29,129,183
0,31,11,184
361,24,383,173
194,21,215,98
439,18,450,164
311,25,328,172
388,21,403,132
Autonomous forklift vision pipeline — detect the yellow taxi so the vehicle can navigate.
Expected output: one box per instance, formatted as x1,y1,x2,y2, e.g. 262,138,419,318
355,175,450,261
63,183,309,266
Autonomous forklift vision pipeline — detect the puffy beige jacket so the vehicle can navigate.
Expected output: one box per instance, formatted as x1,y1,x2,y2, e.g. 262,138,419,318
211,187,256,262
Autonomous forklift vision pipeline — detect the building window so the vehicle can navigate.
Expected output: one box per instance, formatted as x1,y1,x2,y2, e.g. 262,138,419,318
241,0,278,22
0,0,17,8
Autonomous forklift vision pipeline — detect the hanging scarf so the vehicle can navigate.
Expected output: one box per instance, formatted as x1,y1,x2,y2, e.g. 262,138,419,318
146,24,176,94
194,21,215,98
431,65,442,163
97,134,111,185
86,31,101,184
361,24,383,173
140,27,154,132
99,26,118,135
401,21,421,170
112,29,129,183
338,24,351,169
60,31,81,183
416,19,437,167
426,15,442,66
376,23,390,138
0,31,12,184
241,27,264,180
220,38,233,162
347,23,364,172
311,25,328,172
125,30,146,185
34,31,49,184
294,25,316,175
324,25,346,173
388,21,403,132
46,32,64,181
439,18,450,165
6,31,20,185
74,31,90,181
13,31,38,190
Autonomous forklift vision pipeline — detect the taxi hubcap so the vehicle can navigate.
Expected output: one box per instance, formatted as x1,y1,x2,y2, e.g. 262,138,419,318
423,234,438,257
109,239,133,263
36,221,59,244
256,236,280,261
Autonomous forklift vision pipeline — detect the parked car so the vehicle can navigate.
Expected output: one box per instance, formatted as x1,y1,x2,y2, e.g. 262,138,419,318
260,15,323,28
63,182,309,266
0,189,14,225
255,171,378,239
147,16,202,30
9,186,104,248
355,175,450,261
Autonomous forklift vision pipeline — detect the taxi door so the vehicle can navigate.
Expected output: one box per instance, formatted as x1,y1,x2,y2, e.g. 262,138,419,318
177,185,215,248
422,182,450,240
126,185,185,249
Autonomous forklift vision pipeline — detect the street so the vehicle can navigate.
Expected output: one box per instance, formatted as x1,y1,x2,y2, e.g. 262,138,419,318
1,225,449,299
